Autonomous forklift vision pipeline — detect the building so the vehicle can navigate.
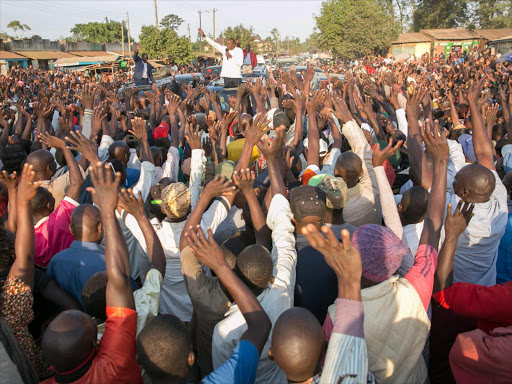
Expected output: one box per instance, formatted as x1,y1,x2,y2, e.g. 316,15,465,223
389,28,512,58
489,35,512,55
13,50,77,70
421,28,480,55
54,53,119,70
0,50,29,69
389,32,431,57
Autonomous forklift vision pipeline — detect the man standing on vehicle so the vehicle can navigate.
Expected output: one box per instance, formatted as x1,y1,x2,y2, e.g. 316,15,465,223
242,44,257,74
199,28,243,88
133,45,155,86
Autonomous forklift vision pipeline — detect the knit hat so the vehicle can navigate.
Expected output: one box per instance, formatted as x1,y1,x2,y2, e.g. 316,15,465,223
154,121,169,140
352,224,409,282
215,160,236,179
457,134,476,163
310,174,349,209
289,185,326,222
161,182,191,220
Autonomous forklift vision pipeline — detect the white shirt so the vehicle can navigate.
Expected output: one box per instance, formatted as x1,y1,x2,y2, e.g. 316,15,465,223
212,194,296,384
450,170,508,286
204,36,243,79
142,62,148,79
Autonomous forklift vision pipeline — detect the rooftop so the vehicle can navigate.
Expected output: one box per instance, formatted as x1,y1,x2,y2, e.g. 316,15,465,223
421,28,480,40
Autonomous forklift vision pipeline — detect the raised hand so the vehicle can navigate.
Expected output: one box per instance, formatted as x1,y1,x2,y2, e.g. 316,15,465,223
186,226,226,271
38,132,66,150
86,162,122,213
307,90,326,113
79,83,95,110
406,85,428,121
185,124,202,150
467,76,486,105
203,174,236,200
445,201,475,239
232,168,255,192
301,225,361,300
222,110,238,130
118,188,146,219
65,130,99,163
17,163,42,203
242,114,271,145
332,94,352,123
0,170,17,191
129,117,148,141
256,126,286,161
420,118,448,162
372,138,402,167
91,104,108,135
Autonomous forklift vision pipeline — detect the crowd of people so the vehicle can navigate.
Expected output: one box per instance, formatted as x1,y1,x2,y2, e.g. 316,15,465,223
0,34,510,384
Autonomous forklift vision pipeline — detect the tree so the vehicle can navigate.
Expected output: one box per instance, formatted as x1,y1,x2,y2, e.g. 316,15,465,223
7,20,31,38
222,25,255,51
139,25,194,65
412,0,469,31
315,0,398,59
270,28,281,51
472,0,512,28
70,18,129,43
160,14,184,30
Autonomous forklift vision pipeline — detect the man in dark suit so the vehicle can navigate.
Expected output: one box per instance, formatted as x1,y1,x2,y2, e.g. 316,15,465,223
133,46,155,86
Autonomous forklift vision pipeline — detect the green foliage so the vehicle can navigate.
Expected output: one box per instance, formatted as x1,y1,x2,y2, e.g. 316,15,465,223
222,25,256,50
315,0,398,59
70,18,129,43
139,25,194,65
7,20,30,38
160,14,184,30
473,0,512,28
412,0,469,31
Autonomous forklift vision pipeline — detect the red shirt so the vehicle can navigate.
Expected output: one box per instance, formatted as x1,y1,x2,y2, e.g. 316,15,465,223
433,281,512,333
42,307,143,384
34,197,78,267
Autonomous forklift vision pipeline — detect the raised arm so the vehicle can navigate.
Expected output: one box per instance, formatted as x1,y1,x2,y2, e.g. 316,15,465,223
406,86,433,190
199,28,225,53
0,171,18,233
257,127,287,197
87,162,134,310
236,114,271,172
39,132,83,201
186,226,271,354
10,164,41,290
179,175,235,250
434,202,474,293
467,77,494,170
305,90,326,167
233,169,271,249
118,188,166,277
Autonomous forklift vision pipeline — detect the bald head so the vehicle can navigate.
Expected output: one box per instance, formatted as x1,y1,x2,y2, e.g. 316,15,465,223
108,141,130,165
335,152,363,188
42,310,97,373
453,164,496,203
70,204,102,243
270,308,324,382
26,149,56,180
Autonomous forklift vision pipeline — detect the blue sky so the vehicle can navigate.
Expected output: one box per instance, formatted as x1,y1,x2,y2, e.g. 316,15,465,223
0,0,322,42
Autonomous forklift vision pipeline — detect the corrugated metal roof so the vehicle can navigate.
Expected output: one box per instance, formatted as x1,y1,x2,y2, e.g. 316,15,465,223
421,28,480,40
0,50,27,60
68,51,117,57
474,29,512,41
14,50,77,60
392,32,431,44
54,54,119,67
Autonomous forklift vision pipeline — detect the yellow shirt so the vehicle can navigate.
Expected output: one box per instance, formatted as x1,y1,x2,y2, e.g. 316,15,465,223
227,139,260,163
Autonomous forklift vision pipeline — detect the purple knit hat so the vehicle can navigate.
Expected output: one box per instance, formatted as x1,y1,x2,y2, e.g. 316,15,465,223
352,224,409,282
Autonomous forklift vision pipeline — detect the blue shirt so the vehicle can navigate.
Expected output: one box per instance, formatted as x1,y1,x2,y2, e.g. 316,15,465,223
47,241,106,307
497,209,512,284
202,340,259,384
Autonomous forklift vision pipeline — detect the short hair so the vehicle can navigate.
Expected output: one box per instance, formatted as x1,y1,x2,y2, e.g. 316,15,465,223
1,144,26,174
227,38,235,44
401,186,429,223
137,315,191,381
30,187,54,216
81,272,107,324
235,245,273,295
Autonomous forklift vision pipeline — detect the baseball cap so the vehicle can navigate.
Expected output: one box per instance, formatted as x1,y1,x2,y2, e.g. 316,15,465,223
289,185,326,222
457,134,476,163
309,174,349,209
154,121,169,140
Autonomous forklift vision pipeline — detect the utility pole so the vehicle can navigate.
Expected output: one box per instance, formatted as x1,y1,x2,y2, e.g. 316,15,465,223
154,0,159,29
187,23,191,41
121,21,125,56
198,11,202,53
212,8,217,40
127,12,131,57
